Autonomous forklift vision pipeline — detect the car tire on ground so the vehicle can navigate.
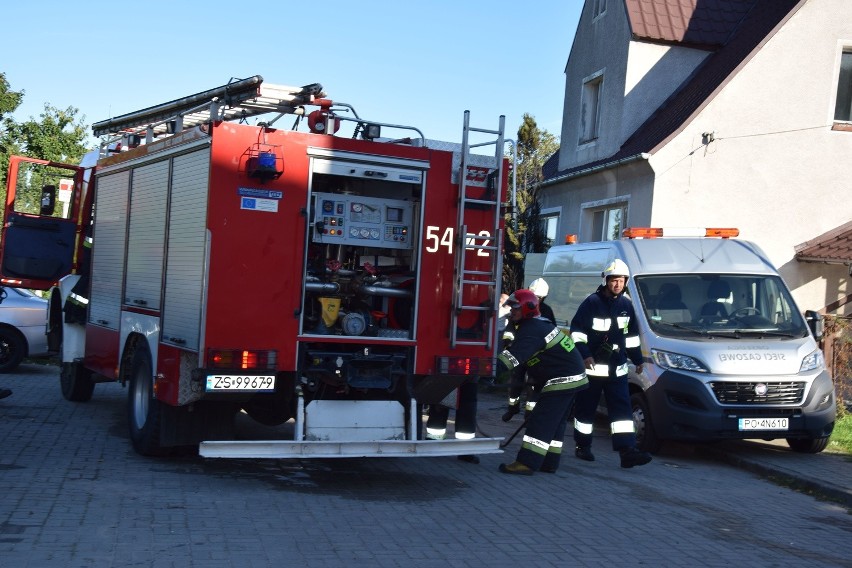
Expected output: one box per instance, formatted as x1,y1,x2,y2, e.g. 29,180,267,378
786,436,830,453
0,325,26,373
631,391,662,454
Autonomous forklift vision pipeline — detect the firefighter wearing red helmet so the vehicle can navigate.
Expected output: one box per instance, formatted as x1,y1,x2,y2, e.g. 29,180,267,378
570,259,652,468
501,278,557,423
496,289,589,475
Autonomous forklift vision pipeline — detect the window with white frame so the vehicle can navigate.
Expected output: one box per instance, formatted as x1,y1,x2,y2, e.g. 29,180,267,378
580,73,603,144
590,204,625,242
540,213,559,248
834,51,852,122
593,0,607,19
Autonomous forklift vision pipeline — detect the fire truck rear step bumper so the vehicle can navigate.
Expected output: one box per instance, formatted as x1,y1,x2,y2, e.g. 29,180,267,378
199,438,503,459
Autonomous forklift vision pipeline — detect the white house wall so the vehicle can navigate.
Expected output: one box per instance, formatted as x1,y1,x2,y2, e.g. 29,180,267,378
623,41,710,142
647,0,852,314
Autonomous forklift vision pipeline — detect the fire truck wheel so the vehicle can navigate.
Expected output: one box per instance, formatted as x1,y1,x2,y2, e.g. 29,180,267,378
127,346,166,456
0,326,26,373
60,360,95,402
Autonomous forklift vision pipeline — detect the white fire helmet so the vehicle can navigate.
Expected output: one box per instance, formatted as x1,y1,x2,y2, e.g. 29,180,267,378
601,259,630,284
528,278,549,298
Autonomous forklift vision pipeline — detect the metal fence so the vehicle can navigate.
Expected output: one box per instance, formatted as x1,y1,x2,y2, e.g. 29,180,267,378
825,315,851,412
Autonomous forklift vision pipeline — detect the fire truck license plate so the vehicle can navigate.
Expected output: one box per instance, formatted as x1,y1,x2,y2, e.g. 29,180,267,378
205,375,275,392
738,417,788,431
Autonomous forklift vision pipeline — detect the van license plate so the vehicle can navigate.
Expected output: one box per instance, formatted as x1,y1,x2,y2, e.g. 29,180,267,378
738,417,788,431
205,375,275,391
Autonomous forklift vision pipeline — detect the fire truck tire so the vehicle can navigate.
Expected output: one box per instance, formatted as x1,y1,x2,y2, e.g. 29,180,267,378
0,326,26,373
127,346,166,456
60,361,95,402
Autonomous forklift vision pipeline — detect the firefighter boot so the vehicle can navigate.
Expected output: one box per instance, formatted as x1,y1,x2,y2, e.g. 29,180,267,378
575,445,595,462
619,447,652,469
501,404,520,422
539,457,559,473
498,461,534,476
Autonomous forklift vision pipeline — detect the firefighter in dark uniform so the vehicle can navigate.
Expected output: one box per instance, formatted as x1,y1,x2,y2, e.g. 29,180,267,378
426,383,479,464
497,289,588,475
501,278,556,422
571,259,652,469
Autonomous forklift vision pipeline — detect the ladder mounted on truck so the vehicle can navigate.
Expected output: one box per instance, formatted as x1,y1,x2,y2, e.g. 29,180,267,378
91,75,324,142
450,111,505,349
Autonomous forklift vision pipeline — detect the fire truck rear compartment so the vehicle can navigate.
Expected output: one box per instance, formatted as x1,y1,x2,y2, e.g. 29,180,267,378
301,170,420,340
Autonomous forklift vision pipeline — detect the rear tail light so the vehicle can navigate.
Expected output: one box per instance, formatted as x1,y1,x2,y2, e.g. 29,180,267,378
207,349,277,370
436,356,495,376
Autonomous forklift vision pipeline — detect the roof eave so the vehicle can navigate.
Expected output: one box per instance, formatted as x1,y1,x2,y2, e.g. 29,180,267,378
541,152,650,188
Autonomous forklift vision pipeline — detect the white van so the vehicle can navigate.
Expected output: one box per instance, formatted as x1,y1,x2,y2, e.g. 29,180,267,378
530,228,836,453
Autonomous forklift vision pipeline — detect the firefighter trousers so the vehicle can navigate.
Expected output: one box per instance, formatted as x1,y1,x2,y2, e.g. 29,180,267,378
573,376,636,451
515,386,582,472
425,381,478,440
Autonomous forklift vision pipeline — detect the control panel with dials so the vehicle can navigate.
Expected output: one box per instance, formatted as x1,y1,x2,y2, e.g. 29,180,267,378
311,192,415,250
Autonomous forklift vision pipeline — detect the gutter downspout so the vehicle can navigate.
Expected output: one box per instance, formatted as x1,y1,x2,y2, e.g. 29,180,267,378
506,139,518,231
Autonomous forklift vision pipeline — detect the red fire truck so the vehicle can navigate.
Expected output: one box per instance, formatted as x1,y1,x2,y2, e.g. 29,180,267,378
0,75,508,458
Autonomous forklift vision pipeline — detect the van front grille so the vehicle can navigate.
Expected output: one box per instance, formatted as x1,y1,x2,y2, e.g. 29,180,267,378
710,381,805,405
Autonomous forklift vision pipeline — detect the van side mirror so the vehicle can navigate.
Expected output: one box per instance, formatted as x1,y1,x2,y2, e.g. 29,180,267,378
40,184,57,216
804,310,824,340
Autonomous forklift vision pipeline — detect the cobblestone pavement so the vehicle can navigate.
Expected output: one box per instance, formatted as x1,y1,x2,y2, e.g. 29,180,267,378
1,363,851,568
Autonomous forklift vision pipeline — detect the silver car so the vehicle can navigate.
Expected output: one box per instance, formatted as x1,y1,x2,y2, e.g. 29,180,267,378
0,287,50,373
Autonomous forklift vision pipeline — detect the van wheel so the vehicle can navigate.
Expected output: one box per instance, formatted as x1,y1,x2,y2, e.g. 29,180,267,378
127,346,166,456
631,392,662,453
0,327,25,373
786,436,829,453
60,360,95,402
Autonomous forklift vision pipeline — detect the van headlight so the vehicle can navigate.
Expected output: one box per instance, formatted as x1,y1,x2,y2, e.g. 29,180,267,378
651,349,709,373
799,349,824,373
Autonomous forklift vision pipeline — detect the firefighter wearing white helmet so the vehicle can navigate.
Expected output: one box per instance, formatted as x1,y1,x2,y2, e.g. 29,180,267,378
528,278,556,326
569,258,652,469
601,258,630,283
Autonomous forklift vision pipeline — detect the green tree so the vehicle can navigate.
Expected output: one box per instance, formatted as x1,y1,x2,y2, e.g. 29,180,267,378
0,72,25,187
503,113,559,291
0,72,89,207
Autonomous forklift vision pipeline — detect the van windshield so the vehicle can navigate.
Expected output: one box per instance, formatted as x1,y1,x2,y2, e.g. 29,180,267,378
632,274,809,338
